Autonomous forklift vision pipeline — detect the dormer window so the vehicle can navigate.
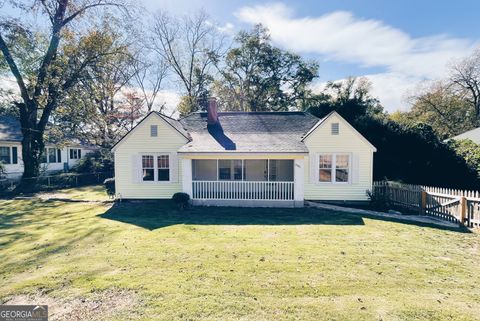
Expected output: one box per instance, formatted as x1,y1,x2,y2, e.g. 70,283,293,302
331,123,339,135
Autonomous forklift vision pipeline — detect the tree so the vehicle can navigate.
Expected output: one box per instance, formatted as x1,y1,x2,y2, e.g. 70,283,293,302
213,24,318,112
307,77,385,122
448,139,480,177
395,81,476,139
0,0,128,182
151,10,223,114
450,48,480,120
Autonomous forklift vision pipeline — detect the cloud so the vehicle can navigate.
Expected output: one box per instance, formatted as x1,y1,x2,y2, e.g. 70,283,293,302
235,3,478,111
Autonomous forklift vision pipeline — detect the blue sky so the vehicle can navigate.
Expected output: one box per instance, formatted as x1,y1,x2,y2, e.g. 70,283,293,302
2,1,479,112
141,0,480,111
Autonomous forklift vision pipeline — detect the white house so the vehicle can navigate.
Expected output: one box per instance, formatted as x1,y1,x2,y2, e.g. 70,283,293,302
112,98,376,207
0,115,97,179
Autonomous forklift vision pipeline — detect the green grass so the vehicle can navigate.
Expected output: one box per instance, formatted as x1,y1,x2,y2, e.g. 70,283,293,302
1,185,480,320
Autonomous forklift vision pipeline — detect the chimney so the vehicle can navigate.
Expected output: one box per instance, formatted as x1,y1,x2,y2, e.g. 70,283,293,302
207,97,218,125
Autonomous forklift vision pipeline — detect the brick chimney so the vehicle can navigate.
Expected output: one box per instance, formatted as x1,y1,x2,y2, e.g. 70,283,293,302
207,97,218,125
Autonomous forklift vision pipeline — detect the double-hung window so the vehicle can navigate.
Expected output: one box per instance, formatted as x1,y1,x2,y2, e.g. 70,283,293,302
157,155,170,181
40,148,61,164
70,149,82,160
319,154,350,183
141,154,170,182
0,146,18,165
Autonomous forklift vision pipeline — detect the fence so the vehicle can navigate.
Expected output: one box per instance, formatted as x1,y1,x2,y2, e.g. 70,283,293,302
372,181,480,228
0,172,114,194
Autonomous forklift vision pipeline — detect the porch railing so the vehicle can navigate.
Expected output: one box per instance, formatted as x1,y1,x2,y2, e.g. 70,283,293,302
192,181,294,201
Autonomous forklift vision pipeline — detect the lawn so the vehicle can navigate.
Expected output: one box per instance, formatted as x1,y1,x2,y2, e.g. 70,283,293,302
1,186,479,320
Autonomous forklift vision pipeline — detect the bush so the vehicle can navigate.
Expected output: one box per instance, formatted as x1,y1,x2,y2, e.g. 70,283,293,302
103,178,115,198
73,149,114,174
366,189,389,211
172,192,190,209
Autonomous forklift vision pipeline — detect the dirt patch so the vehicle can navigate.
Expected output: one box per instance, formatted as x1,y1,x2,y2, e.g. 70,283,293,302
3,288,141,321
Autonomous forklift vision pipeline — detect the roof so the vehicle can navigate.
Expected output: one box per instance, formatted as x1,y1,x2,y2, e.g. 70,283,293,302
0,115,97,148
449,127,480,144
0,115,23,142
178,112,320,153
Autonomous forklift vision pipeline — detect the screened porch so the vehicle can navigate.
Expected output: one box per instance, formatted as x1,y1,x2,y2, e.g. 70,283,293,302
191,159,295,201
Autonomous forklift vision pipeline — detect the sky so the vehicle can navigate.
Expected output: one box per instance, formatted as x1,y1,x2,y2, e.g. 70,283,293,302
139,0,480,112
1,1,479,113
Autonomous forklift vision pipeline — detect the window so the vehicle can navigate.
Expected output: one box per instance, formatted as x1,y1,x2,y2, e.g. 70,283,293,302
0,147,10,164
150,125,158,137
218,160,232,180
319,154,350,183
319,155,332,182
142,155,154,181
141,154,170,182
192,159,294,182
192,160,216,181
335,154,349,182
41,148,61,164
157,155,170,181
331,123,339,135
70,149,81,159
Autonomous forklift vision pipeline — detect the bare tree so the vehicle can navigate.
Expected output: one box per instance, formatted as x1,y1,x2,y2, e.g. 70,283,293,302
131,53,168,112
0,0,129,182
450,48,480,120
150,10,225,113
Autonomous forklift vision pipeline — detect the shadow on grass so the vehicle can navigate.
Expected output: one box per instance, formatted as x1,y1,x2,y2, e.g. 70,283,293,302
99,200,365,230
100,200,471,233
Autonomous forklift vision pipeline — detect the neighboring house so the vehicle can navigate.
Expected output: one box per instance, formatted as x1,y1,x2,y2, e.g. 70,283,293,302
448,127,480,144
0,115,97,179
112,99,376,207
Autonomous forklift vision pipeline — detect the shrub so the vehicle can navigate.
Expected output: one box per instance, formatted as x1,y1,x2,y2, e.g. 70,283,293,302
366,189,389,211
103,178,115,198
172,192,190,210
73,149,114,174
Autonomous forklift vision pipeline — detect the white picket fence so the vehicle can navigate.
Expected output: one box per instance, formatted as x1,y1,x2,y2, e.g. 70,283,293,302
373,181,480,228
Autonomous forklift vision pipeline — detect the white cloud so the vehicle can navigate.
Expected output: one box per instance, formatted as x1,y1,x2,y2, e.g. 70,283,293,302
235,3,478,112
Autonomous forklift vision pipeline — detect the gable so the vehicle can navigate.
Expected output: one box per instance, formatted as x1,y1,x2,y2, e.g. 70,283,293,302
302,112,376,152
112,112,189,152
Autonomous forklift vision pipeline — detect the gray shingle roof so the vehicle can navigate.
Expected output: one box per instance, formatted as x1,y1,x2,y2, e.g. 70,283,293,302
0,115,23,142
178,112,320,153
0,115,98,148
449,127,480,144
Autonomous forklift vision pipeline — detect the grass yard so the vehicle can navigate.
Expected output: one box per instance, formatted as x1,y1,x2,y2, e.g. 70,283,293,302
1,186,480,320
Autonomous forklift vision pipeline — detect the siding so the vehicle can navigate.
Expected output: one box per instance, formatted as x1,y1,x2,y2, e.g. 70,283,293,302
0,142,95,178
303,113,374,201
114,113,188,199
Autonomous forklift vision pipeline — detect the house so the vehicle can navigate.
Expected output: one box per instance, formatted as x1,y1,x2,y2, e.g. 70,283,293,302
0,115,97,179
112,98,376,207
448,127,480,144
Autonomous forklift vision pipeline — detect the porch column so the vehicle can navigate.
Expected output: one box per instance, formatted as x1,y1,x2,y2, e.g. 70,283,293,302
182,158,192,197
294,158,304,207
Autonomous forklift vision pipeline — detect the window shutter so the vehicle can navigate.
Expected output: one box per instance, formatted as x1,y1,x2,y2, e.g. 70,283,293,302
12,147,18,164
132,155,141,183
78,149,81,158
169,152,178,182
309,153,318,184
69,149,73,159
57,149,62,163
352,153,360,184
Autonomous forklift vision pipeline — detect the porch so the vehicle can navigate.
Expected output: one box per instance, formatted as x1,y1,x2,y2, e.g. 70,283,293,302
182,158,304,207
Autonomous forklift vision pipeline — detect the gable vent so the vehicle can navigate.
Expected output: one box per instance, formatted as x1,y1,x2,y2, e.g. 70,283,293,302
150,125,158,137
331,123,339,135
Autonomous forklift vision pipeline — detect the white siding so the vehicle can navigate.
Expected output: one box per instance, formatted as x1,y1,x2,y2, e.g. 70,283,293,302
1,142,96,179
114,114,188,199
303,113,374,201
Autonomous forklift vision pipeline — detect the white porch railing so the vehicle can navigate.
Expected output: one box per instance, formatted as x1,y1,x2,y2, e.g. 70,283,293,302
192,181,294,201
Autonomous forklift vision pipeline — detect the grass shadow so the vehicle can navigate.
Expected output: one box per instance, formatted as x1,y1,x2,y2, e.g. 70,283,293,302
99,200,365,230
